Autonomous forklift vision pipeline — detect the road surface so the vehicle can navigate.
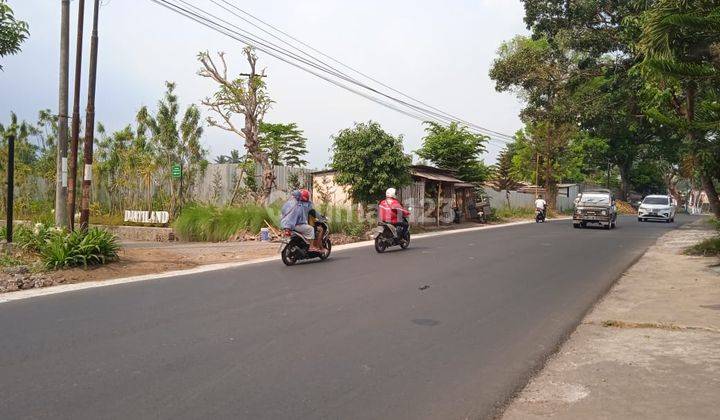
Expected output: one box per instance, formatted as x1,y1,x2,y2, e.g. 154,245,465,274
0,215,693,419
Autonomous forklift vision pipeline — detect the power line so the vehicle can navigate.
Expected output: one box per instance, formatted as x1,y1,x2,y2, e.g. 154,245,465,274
218,0,516,141
149,0,515,146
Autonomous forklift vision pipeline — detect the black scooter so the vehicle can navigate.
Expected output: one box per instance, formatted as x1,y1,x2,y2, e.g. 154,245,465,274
280,216,332,266
535,206,547,223
373,211,411,253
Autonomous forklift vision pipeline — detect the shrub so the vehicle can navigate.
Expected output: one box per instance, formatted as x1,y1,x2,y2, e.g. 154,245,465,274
15,223,60,253
41,228,120,269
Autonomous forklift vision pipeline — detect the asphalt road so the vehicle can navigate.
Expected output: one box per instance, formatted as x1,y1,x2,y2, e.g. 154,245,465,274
0,215,694,420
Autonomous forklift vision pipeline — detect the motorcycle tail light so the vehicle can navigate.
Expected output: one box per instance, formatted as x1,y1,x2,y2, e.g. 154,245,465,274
284,229,292,237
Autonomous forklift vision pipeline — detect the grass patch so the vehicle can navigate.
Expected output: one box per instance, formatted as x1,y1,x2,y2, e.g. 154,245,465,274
174,204,277,242
489,206,536,222
684,236,720,257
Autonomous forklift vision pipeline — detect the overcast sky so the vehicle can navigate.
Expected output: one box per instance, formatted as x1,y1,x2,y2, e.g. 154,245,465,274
0,0,527,168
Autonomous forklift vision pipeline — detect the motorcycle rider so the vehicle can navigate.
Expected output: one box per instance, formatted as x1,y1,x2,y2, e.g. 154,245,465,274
299,189,326,252
535,194,548,220
378,188,410,239
281,189,319,251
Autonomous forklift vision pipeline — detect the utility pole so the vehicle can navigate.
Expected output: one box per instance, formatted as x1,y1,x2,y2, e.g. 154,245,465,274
6,134,15,245
55,0,70,228
79,0,100,232
67,0,86,230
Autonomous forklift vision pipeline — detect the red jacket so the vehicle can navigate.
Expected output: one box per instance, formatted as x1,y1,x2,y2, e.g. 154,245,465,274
379,198,410,223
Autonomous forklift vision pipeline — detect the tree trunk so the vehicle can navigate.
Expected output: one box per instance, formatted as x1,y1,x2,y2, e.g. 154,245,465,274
505,190,511,209
544,156,557,211
618,163,631,201
700,173,720,218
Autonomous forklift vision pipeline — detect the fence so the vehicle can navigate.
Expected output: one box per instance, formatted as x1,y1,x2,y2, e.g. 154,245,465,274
484,189,575,211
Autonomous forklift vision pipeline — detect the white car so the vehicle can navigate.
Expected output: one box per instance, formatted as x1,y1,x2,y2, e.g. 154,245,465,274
638,195,676,223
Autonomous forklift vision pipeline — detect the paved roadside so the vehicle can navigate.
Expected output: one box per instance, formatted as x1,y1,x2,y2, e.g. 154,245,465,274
502,219,720,420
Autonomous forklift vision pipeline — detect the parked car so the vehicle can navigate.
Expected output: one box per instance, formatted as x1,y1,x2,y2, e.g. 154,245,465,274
573,189,617,230
638,195,676,223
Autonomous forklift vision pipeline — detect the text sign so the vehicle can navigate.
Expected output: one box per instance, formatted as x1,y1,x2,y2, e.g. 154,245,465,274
171,164,182,179
124,210,170,224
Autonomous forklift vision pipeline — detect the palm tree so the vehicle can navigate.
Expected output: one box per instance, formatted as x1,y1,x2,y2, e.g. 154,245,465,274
638,0,720,217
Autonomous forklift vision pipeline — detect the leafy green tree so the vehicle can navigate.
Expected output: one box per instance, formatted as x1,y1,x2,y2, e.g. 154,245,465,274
259,122,308,167
415,121,490,183
330,121,411,207
490,35,581,207
137,82,208,216
0,0,29,70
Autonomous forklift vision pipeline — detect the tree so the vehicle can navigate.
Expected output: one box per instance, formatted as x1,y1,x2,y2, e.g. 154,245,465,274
259,122,308,167
636,0,720,217
330,121,411,207
490,35,581,208
137,82,208,216
198,47,275,204
215,149,243,164
490,145,520,208
0,0,29,70
415,121,490,183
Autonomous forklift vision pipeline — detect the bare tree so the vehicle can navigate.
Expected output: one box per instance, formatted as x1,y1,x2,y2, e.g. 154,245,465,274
198,47,275,204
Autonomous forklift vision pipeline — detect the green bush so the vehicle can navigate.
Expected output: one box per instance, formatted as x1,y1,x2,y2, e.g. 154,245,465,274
174,204,277,242
41,228,120,269
14,223,59,252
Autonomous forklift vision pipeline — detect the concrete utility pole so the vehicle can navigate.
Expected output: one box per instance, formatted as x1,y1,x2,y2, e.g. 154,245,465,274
55,0,70,228
79,0,99,232
67,0,86,230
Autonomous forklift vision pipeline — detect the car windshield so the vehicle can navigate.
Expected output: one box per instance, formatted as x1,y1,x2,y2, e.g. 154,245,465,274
579,194,610,205
643,197,669,205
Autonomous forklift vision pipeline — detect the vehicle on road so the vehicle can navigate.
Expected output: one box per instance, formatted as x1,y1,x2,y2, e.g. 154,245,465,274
638,195,676,223
535,207,546,223
573,189,617,230
373,209,411,253
280,215,332,266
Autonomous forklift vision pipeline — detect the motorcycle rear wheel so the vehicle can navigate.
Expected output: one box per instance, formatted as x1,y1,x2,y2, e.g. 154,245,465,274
400,233,410,249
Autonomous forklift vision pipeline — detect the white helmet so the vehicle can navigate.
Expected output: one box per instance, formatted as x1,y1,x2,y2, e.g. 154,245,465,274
386,187,396,198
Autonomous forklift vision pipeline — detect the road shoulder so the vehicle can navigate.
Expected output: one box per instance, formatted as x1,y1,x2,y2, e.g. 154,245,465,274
502,219,720,419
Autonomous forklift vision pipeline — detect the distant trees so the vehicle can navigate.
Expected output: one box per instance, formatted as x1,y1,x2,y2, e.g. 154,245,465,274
215,149,243,164
330,121,411,207
259,122,308,167
0,0,29,70
490,145,520,208
416,121,490,183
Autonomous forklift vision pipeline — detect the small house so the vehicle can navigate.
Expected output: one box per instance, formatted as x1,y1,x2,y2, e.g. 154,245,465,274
310,165,477,225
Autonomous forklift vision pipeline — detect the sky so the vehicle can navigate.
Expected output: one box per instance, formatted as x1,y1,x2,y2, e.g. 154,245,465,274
0,0,528,168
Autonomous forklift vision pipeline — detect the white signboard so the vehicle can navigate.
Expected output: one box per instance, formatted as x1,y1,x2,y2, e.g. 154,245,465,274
124,210,170,224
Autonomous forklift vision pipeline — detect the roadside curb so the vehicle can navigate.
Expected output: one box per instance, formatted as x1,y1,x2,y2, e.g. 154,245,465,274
0,217,571,304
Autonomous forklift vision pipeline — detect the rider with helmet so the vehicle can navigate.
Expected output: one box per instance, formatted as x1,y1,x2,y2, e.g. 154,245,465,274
378,188,410,238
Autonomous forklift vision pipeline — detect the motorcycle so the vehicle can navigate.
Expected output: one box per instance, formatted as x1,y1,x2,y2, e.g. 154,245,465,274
373,209,411,253
535,206,547,223
280,216,332,266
